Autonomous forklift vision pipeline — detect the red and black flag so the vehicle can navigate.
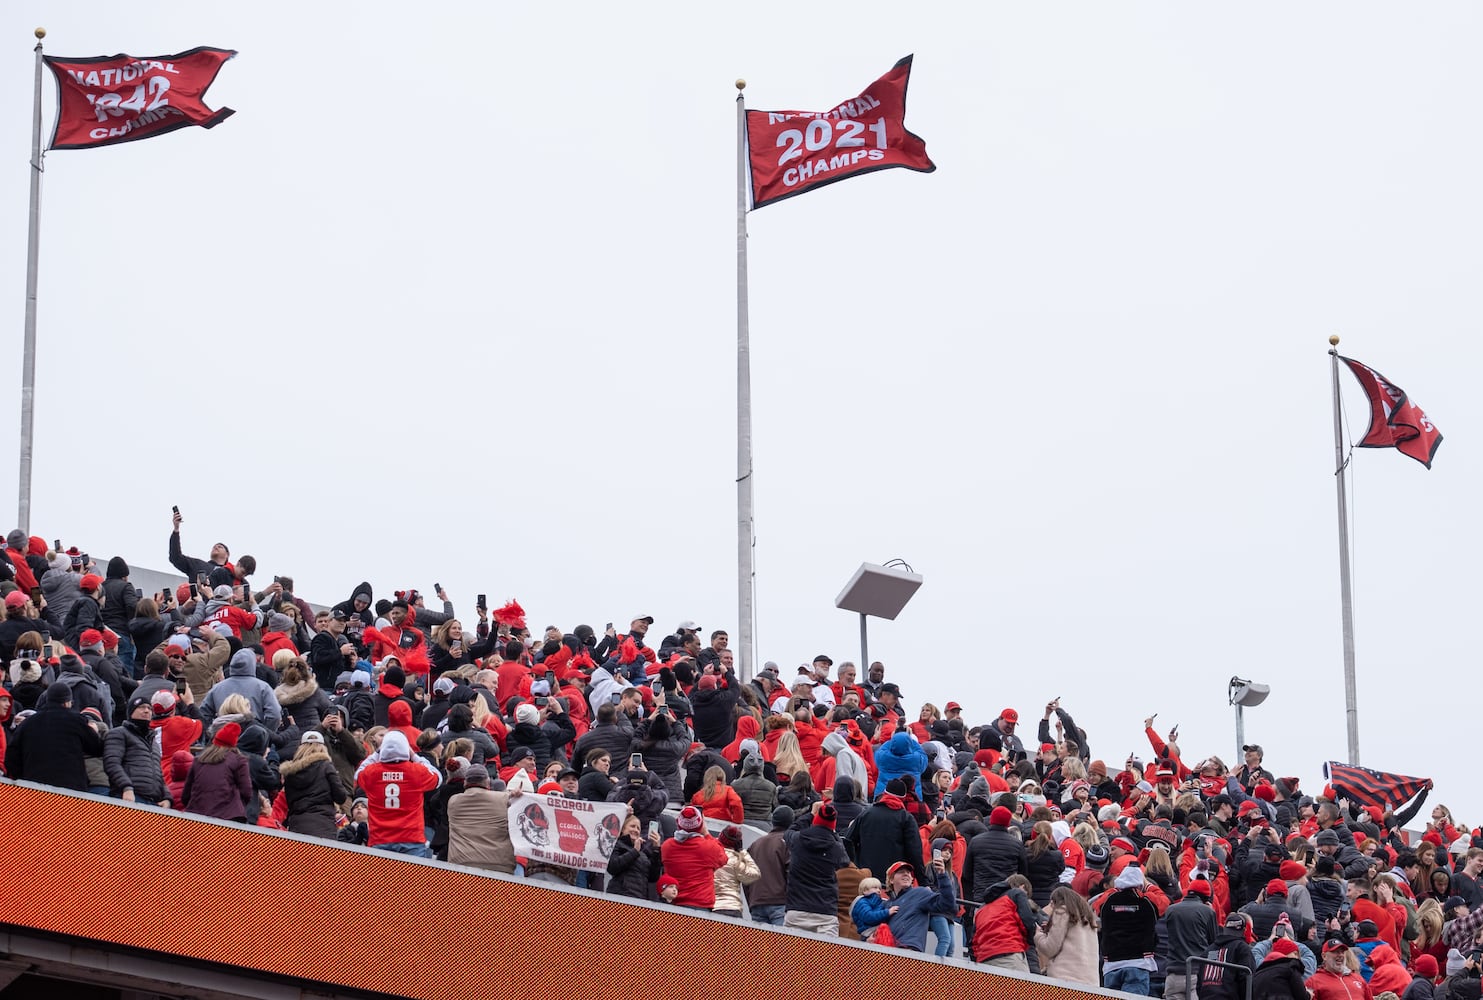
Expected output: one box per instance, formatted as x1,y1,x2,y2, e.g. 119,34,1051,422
1324,761,1432,809
1340,356,1443,469
45,47,235,150
745,55,934,209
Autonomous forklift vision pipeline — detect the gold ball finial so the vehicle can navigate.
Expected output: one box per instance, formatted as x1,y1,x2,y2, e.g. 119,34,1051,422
1328,335,1340,346
735,78,746,91
34,27,45,39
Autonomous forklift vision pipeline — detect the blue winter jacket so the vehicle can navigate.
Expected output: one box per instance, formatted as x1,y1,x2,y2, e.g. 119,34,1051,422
873,731,928,796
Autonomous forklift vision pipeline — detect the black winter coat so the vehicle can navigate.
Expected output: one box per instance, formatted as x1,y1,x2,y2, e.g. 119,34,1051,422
962,827,1028,903
4,705,102,790
844,800,925,883
103,720,166,801
606,834,661,899
1025,845,1067,907
683,748,734,805
690,673,740,749
610,769,668,824
631,717,693,802
1250,956,1309,1000
280,751,345,839
785,824,850,915
571,723,633,774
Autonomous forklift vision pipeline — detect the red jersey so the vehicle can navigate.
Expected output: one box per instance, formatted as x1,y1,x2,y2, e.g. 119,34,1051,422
355,754,442,846
1306,970,1374,1000
200,604,261,639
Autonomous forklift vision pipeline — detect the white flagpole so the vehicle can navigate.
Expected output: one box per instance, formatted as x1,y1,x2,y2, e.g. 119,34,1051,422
1329,335,1361,764
735,79,755,683
17,28,46,534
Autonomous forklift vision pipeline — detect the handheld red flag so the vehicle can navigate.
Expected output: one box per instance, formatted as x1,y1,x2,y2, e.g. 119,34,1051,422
745,55,934,210
1340,356,1443,469
45,47,235,150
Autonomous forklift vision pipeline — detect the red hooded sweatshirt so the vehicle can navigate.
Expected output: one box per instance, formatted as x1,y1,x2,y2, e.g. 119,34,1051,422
387,700,422,747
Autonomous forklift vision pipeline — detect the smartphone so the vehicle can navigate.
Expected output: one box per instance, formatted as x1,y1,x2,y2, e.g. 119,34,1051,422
171,505,179,516
629,753,642,770
605,622,613,631
42,642,53,659
647,820,658,838
611,692,623,705
545,670,556,686
196,572,207,587
433,582,441,594
477,594,486,612
53,538,61,552
535,697,548,707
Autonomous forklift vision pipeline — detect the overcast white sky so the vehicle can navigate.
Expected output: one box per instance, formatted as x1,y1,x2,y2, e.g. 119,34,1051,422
1,5,1477,821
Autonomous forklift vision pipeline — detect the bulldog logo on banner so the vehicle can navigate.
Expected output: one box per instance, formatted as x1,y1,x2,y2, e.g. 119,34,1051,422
508,794,628,873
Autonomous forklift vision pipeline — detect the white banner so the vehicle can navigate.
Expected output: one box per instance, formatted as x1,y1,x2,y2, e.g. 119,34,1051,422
507,793,627,873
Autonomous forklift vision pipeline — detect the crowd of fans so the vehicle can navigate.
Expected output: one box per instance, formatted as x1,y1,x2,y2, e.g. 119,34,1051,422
3,516,1482,999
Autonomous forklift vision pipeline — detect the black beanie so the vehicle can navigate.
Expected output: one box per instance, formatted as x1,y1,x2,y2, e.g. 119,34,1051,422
44,681,73,707
106,556,130,580
885,778,908,797
384,664,406,689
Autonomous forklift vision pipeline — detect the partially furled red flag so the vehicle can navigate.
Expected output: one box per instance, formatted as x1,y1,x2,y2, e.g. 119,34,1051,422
746,55,934,209
45,47,236,150
1340,356,1443,469
1324,761,1432,810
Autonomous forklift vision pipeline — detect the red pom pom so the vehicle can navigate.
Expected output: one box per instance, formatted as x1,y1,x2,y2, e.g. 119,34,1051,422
618,637,638,665
492,600,526,628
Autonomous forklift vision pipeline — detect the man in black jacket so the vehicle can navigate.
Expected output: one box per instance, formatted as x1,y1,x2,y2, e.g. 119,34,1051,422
1165,879,1218,1000
5,681,104,791
962,805,1028,903
844,778,926,883
1197,913,1257,1000
784,803,850,935
1099,864,1160,994
689,668,740,749
571,703,636,775
167,510,235,588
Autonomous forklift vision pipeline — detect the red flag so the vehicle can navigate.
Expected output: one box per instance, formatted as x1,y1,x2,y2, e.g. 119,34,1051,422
45,47,235,150
1340,356,1443,469
746,55,934,209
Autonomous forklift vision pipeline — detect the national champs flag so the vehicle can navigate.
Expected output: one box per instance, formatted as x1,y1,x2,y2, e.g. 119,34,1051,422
44,47,236,150
1339,356,1443,469
1324,761,1432,809
745,55,934,209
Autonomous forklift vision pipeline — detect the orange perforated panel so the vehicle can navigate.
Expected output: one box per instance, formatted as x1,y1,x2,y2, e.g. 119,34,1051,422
0,782,1114,1000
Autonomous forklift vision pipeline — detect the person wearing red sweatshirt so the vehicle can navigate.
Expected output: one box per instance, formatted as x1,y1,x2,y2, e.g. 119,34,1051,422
660,806,727,910
363,601,431,677
1307,939,1374,1000
149,688,202,783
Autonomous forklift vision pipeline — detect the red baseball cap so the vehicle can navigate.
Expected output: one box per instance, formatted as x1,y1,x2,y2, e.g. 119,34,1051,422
945,701,961,712
1000,708,1018,723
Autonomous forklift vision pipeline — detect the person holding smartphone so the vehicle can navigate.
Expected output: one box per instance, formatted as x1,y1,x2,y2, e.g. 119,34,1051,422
606,812,662,900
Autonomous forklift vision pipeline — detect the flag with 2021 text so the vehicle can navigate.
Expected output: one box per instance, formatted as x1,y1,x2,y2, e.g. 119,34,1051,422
745,55,934,209
44,47,236,150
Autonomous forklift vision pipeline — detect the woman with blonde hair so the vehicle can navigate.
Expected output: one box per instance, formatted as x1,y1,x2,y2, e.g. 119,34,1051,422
909,703,940,742
430,619,494,672
772,730,807,782
691,765,744,822
1035,886,1100,985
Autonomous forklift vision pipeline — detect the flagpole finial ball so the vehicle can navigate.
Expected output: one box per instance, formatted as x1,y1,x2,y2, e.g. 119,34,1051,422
1329,335,1340,346
34,27,45,39
735,79,746,91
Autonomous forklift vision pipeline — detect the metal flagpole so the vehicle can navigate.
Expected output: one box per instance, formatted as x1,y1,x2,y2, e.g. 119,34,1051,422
18,28,46,535
735,79,755,683
1329,335,1361,764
